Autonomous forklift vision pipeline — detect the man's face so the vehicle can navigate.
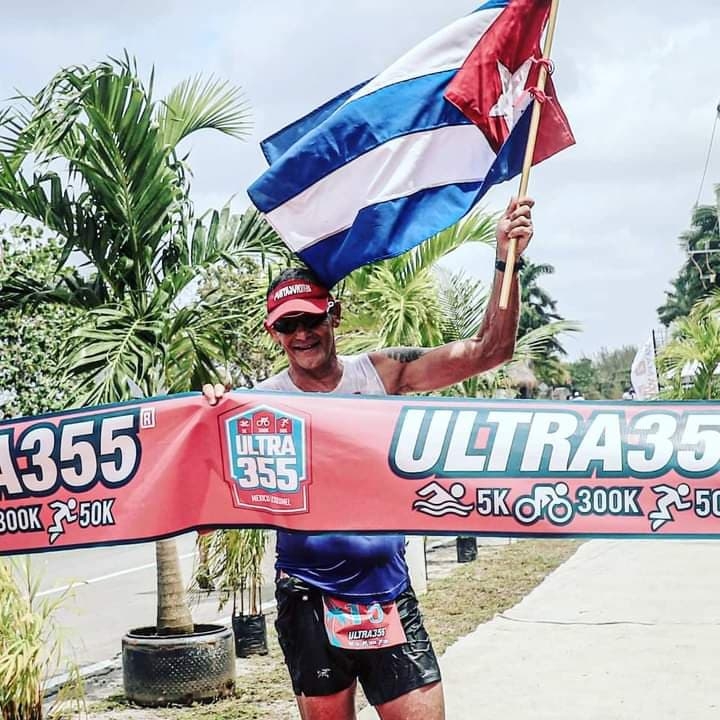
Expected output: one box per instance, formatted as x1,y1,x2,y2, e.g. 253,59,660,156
267,307,340,372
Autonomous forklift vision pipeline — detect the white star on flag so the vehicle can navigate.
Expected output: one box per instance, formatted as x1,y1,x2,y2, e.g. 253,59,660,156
488,58,534,131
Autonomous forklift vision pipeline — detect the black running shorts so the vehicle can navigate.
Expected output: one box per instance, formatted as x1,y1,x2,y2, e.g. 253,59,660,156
274,575,442,706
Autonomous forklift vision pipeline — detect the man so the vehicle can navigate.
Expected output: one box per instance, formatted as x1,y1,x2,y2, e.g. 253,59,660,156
203,196,534,720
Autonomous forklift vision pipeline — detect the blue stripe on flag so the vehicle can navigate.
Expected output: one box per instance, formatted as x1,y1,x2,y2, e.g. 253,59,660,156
248,70,471,212
298,183,484,286
258,3,508,174
260,80,368,165
297,107,532,288
483,105,534,187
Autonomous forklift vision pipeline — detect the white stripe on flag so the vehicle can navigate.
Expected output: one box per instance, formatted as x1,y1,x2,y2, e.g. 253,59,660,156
265,124,496,252
348,7,503,104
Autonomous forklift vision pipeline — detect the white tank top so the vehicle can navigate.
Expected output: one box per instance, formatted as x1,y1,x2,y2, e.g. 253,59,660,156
257,353,386,396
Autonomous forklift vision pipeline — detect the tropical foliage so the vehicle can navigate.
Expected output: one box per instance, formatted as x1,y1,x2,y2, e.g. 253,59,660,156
0,559,82,720
195,529,268,616
0,227,82,418
657,293,720,400
0,56,285,635
565,346,638,400
0,56,286,405
332,211,577,397
198,257,283,387
337,211,496,352
517,259,572,386
518,259,562,340
565,357,593,396
658,192,720,326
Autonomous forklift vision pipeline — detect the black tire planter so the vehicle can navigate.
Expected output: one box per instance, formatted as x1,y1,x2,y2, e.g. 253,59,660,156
456,536,478,563
232,613,268,657
122,623,235,707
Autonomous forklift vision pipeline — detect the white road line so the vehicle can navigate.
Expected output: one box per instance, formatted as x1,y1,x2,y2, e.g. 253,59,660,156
36,551,197,597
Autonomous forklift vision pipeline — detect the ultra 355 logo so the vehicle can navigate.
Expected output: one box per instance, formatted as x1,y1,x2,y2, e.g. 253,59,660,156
221,404,311,514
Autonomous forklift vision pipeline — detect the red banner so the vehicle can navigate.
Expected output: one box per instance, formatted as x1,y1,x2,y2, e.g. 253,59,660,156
2,391,720,555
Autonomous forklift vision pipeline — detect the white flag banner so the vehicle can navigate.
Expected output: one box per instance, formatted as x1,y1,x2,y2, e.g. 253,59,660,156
631,333,659,400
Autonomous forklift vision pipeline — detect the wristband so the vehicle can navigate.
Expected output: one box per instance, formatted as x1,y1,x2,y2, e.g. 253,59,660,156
495,256,526,273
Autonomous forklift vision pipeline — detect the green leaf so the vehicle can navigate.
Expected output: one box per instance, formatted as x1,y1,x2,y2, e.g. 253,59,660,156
157,75,252,147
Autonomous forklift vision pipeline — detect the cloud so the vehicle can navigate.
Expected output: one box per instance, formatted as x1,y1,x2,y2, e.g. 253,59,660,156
2,0,719,362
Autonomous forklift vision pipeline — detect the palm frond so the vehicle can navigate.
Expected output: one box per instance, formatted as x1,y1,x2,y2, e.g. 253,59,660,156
158,76,252,148
335,330,385,357
63,301,164,405
406,209,497,277
0,58,187,294
435,268,488,342
657,294,720,400
513,320,581,364
344,263,443,347
0,268,107,310
182,205,290,271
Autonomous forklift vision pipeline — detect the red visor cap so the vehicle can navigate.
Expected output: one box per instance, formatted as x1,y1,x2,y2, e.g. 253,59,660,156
265,280,331,327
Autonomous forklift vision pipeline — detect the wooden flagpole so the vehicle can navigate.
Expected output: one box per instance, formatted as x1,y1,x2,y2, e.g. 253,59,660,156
499,0,561,309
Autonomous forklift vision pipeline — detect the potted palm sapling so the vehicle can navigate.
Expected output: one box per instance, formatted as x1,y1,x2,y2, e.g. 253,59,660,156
195,529,269,657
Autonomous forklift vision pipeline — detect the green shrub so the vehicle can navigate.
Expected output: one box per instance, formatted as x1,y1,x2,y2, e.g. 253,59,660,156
0,558,83,719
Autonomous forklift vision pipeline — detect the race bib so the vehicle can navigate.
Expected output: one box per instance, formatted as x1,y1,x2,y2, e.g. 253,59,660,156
322,596,407,650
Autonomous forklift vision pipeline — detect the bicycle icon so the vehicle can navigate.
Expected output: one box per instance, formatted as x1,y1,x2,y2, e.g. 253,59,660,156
513,482,575,526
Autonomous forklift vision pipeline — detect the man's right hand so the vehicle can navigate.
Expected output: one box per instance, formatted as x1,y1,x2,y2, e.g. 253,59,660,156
495,195,534,261
202,383,229,406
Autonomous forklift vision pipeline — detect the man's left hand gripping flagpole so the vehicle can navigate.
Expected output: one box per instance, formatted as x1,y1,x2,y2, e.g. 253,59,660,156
499,0,561,309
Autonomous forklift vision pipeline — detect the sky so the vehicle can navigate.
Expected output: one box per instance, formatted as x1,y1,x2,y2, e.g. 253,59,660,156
2,1,719,360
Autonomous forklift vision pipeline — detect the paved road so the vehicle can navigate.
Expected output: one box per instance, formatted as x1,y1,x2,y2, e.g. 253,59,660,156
31,532,277,671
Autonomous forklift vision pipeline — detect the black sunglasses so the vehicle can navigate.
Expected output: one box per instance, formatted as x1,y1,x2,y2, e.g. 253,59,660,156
272,304,335,334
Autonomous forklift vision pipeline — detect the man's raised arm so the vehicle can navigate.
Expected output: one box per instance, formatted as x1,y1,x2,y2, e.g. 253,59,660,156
371,196,534,395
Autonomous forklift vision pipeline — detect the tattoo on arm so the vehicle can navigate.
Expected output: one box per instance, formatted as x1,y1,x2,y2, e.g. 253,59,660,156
381,347,428,363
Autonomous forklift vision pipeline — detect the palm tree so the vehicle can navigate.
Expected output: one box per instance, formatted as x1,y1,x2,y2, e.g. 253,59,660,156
518,260,563,341
657,292,720,400
436,267,576,397
0,56,287,635
516,258,574,387
658,196,720,325
657,263,706,327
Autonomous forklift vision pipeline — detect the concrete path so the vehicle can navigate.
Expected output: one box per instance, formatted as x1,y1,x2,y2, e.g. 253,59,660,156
361,539,720,719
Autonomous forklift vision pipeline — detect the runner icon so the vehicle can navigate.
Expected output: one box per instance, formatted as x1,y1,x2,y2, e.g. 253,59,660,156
413,481,474,517
648,483,692,532
47,498,78,544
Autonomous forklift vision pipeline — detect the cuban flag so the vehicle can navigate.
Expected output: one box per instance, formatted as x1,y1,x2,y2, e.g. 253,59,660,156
247,0,574,288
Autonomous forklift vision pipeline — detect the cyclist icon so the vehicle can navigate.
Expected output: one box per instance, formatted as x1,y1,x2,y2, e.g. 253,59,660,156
513,482,575,526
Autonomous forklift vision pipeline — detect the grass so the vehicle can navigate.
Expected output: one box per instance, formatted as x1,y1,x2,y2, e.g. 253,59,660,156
85,538,581,719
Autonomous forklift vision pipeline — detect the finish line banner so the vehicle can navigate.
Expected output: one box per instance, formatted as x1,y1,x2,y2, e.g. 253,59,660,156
2,391,720,555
